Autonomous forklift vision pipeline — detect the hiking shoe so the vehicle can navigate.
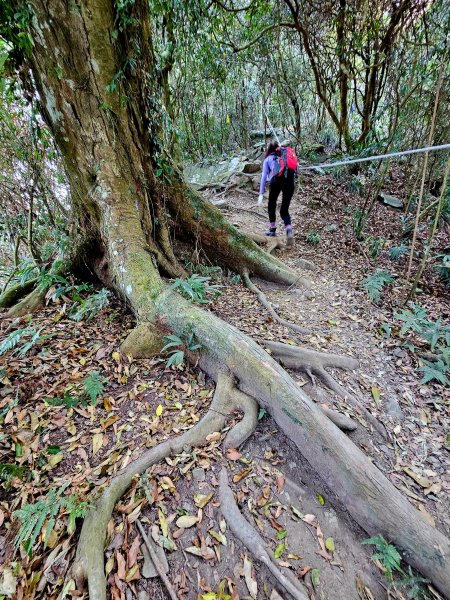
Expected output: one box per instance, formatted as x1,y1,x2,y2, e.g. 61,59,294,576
266,228,277,237
286,228,294,247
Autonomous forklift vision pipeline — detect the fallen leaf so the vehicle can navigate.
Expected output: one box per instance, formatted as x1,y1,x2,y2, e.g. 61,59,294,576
184,546,203,557
116,551,126,580
209,529,227,545
325,537,335,552
301,514,316,525
403,467,431,488
233,467,252,483
274,543,285,559
371,386,381,405
176,515,198,529
242,556,257,599
92,432,104,455
424,482,441,496
155,404,163,417
316,493,325,505
226,448,241,461
310,568,320,589
47,452,64,468
194,492,214,508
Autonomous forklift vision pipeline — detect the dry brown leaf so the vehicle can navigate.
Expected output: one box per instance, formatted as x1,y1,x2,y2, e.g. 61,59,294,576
116,551,126,580
128,536,140,568
403,467,431,488
242,555,257,599
233,467,252,483
226,448,241,461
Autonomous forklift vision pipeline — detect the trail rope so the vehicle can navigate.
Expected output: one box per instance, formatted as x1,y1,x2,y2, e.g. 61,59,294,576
298,143,450,171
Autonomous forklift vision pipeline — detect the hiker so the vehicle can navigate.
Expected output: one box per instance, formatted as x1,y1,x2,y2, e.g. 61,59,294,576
258,140,297,244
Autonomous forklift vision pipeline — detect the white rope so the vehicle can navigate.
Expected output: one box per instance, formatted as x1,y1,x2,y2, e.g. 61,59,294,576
298,143,450,171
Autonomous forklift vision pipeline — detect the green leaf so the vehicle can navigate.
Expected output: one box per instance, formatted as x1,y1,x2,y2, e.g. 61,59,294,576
310,568,320,589
371,386,381,405
274,543,285,558
325,537,335,552
276,529,287,540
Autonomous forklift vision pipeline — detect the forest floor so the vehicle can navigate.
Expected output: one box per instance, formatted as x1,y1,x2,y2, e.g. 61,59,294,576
0,170,449,600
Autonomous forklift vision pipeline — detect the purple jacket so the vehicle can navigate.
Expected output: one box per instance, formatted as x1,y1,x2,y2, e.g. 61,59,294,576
259,154,277,195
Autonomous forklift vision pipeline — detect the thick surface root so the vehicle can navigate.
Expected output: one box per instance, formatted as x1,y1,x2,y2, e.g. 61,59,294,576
6,285,47,318
242,270,310,336
219,468,309,600
0,277,39,309
245,231,316,272
156,292,450,597
319,406,357,431
265,341,386,438
73,369,257,598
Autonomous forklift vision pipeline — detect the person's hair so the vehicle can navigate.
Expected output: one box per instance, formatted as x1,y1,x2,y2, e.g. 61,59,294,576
265,140,279,157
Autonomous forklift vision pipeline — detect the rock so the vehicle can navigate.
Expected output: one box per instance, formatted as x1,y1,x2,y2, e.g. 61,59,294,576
242,161,261,174
378,192,404,210
303,290,316,300
141,536,169,578
192,467,206,482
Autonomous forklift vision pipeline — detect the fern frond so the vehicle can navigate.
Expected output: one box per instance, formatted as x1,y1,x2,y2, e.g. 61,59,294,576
0,328,30,356
362,271,394,301
82,371,105,404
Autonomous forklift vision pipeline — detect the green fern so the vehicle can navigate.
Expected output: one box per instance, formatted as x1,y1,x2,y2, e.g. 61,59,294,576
0,328,30,356
69,288,110,321
169,273,222,304
305,230,320,245
418,359,449,386
0,463,28,483
14,482,90,554
82,371,105,404
362,534,403,582
362,271,394,301
0,326,53,358
389,244,408,261
44,393,79,408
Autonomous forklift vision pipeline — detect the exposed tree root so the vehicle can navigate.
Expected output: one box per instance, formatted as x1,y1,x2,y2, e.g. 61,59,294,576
245,232,316,273
219,468,309,600
319,406,357,431
245,231,286,255
241,269,310,336
155,293,450,597
265,341,386,438
72,369,257,599
0,277,39,309
5,284,47,318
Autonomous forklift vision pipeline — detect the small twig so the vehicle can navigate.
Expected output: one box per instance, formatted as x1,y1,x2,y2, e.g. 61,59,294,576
137,519,178,600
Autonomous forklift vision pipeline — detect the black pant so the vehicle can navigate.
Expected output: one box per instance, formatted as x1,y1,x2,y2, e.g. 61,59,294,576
268,172,295,226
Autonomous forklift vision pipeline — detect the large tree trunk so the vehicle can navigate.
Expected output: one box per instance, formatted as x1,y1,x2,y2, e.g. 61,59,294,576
16,1,450,598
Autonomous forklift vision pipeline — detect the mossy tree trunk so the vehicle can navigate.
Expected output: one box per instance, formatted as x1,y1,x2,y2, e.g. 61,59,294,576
24,0,297,296
15,1,450,598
